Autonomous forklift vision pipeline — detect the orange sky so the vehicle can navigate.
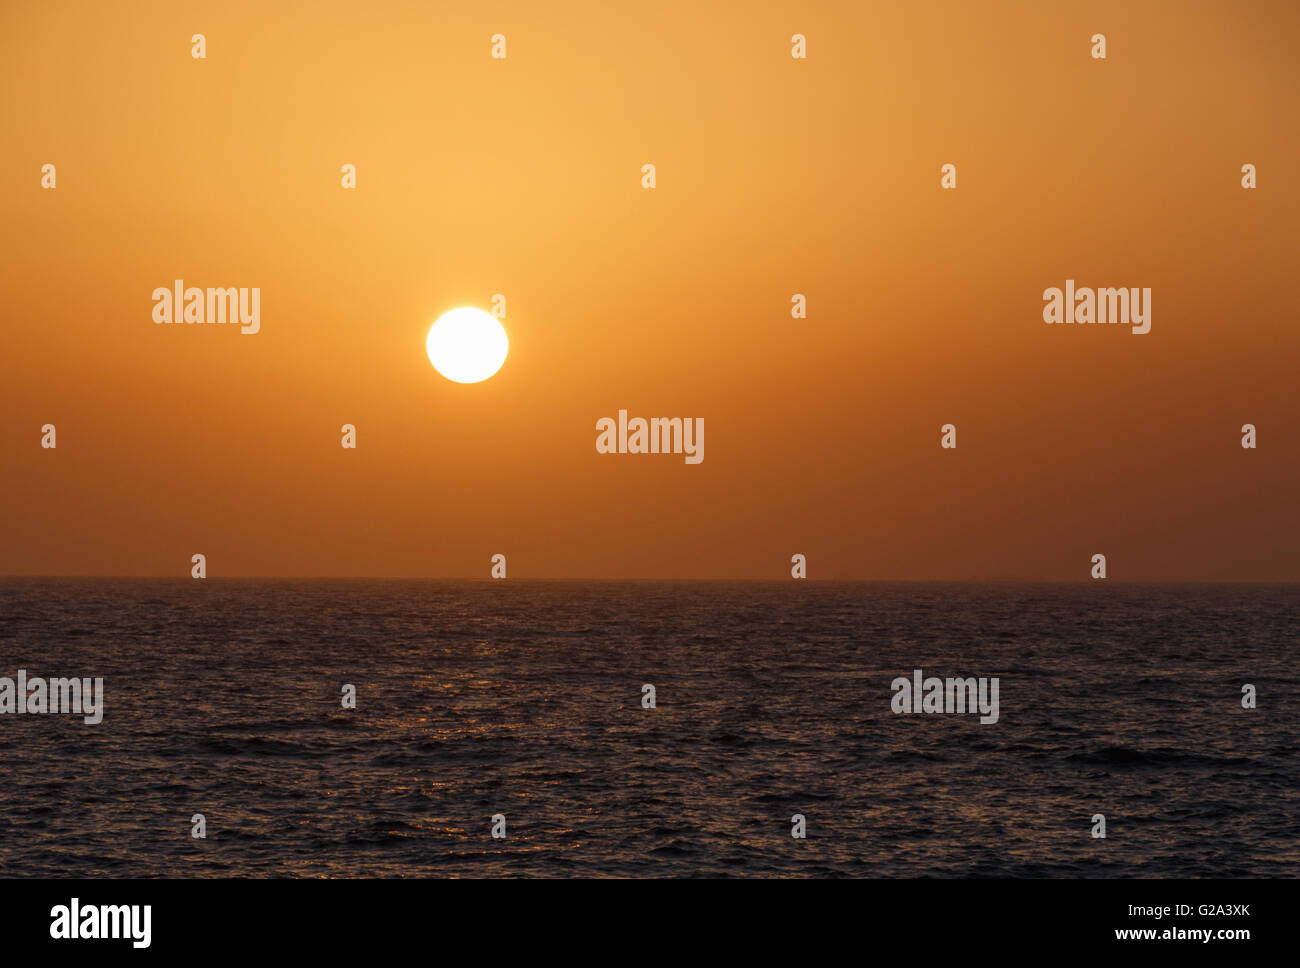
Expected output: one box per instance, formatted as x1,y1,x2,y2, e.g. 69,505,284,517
2,0,1297,579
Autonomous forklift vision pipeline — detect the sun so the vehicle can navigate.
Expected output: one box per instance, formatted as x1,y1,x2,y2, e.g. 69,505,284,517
425,307,509,383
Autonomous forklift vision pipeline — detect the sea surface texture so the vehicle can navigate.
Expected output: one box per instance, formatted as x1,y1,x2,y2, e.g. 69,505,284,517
0,580,1294,877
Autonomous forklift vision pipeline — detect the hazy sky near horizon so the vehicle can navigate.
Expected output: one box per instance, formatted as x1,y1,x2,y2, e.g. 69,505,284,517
2,0,1298,580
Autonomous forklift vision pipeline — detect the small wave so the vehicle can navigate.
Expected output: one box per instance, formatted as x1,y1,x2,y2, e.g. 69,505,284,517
885,750,947,763
197,737,334,758
1065,746,1255,769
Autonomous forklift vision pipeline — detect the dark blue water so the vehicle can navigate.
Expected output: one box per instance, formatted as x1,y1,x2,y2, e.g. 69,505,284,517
0,580,1294,877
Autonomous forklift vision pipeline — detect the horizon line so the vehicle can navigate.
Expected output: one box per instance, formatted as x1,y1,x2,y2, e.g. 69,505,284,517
1,575,1297,584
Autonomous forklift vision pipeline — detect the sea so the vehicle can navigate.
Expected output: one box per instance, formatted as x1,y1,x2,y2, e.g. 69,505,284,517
0,579,1295,877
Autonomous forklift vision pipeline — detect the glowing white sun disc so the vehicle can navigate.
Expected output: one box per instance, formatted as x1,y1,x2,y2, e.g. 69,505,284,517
425,307,508,384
